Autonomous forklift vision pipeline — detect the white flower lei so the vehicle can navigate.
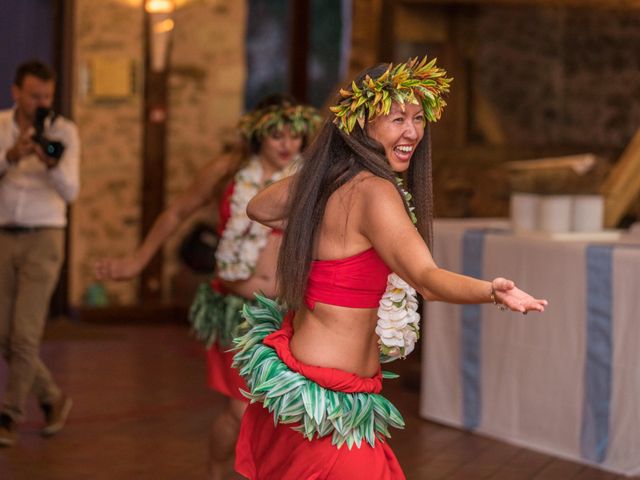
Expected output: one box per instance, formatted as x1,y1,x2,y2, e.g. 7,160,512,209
376,178,421,362
377,274,420,362
215,156,295,281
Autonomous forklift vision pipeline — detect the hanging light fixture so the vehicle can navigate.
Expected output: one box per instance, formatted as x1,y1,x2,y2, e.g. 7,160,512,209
145,0,175,72
145,0,175,13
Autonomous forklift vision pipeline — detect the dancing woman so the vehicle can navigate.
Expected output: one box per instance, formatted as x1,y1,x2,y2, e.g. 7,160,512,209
234,57,547,479
94,94,321,479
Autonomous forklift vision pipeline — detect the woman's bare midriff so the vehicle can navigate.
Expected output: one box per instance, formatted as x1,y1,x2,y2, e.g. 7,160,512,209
286,174,383,378
290,303,381,378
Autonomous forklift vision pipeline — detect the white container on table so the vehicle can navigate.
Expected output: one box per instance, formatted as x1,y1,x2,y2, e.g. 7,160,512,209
510,193,539,232
572,195,604,232
538,195,572,233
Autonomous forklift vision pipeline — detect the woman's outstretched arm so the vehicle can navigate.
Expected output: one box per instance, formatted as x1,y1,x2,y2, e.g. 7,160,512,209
94,155,235,281
358,177,547,313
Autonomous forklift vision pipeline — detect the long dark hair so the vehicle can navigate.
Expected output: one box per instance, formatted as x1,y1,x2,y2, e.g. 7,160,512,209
277,64,435,310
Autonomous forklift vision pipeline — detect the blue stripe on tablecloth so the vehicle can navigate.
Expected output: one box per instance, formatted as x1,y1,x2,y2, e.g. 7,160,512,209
580,244,614,463
461,229,485,429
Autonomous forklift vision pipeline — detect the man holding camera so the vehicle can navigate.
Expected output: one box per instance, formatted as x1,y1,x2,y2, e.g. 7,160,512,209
0,60,79,446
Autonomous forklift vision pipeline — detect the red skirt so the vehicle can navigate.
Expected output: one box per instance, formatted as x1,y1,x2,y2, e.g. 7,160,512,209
204,278,248,402
234,315,406,479
206,343,247,402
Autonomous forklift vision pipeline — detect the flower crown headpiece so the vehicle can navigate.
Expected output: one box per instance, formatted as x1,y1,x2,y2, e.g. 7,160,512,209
238,103,323,141
330,56,453,134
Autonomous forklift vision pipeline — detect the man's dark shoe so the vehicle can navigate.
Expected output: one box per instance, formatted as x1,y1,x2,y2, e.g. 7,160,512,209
41,394,72,437
0,413,16,447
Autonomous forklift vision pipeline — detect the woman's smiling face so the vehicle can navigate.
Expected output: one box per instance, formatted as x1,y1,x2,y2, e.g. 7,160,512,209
259,124,303,172
366,101,425,172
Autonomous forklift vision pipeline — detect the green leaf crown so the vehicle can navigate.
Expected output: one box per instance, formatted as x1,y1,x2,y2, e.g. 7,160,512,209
330,56,452,134
238,103,323,141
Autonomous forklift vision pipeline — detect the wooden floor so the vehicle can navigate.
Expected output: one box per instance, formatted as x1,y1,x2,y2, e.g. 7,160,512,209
0,318,635,480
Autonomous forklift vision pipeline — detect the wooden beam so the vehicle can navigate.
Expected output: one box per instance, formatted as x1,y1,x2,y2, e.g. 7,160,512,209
141,12,168,302
505,154,596,172
473,91,507,145
289,0,310,102
54,0,75,118
399,0,640,9
601,128,640,227
74,304,187,324
50,0,75,316
347,0,384,79
378,0,396,60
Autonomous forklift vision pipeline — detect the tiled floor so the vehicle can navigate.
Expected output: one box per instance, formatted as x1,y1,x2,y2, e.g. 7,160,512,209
0,318,633,480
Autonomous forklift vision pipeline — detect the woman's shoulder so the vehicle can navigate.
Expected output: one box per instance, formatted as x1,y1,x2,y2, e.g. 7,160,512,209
326,173,403,225
349,173,401,203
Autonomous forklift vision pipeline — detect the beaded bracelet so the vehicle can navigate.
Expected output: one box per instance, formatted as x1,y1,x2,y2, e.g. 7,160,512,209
490,284,508,311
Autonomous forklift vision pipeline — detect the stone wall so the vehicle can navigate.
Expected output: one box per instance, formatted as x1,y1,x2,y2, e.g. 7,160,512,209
475,6,640,149
71,0,145,306
163,1,246,301
71,0,246,307
412,4,640,218
69,2,640,306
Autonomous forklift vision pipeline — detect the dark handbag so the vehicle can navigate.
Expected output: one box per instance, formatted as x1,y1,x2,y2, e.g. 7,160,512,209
178,223,219,274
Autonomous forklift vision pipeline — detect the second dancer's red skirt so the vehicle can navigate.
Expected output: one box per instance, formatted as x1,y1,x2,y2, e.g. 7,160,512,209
206,343,247,402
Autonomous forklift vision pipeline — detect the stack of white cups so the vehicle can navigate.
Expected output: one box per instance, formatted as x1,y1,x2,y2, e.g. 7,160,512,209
510,193,605,234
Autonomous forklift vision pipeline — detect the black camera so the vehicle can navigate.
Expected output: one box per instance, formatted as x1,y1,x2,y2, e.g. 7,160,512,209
33,107,65,160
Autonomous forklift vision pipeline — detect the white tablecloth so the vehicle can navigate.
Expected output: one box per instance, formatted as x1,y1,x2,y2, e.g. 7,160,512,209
419,219,640,475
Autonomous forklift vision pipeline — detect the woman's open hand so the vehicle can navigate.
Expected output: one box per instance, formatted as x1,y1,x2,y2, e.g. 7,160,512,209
94,255,143,281
492,277,548,314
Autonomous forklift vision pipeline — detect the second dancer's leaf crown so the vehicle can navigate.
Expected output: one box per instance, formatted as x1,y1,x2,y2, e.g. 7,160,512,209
238,103,323,141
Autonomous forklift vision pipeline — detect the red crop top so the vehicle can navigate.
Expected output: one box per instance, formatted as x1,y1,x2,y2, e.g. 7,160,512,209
304,248,391,309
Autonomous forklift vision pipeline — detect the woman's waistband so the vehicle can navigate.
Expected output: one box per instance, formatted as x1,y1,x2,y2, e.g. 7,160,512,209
263,313,383,394
189,282,256,348
232,295,405,449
